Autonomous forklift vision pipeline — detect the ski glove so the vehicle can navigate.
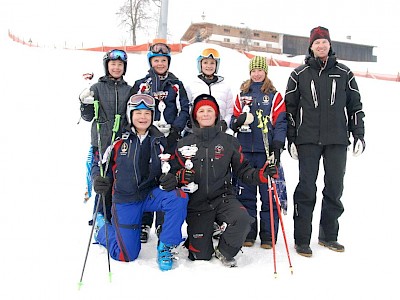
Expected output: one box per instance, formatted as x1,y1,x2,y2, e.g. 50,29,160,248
288,142,298,160
258,161,279,183
353,136,366,157
176,168,195,185
79,88,94,104
159,173,178,191
220,120,228,132
93,176,112,194
167,127,181,149
272,141,284,166
231,113,247,132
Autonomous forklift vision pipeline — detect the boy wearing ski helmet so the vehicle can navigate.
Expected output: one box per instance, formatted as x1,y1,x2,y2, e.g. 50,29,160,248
168,94,278,267
130,41,190,243
92,94,189,271
79,49,132,224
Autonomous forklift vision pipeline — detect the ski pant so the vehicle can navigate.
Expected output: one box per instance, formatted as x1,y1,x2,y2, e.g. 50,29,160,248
186,195,254,261
96,187,188,262
293,144,346,245
235,152,284,243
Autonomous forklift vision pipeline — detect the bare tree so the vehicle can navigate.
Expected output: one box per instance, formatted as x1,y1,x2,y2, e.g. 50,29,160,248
117,0,161,45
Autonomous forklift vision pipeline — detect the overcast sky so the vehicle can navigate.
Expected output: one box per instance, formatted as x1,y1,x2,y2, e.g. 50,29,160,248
1,0,399,61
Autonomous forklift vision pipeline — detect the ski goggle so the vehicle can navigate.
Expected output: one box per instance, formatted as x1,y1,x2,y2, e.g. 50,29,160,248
106,49,128,62
128,94,155,109
149,43,171,54
200,48,220,59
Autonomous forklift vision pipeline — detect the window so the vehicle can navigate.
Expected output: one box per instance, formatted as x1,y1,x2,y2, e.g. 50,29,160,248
224,29,230,33
223,38,231,42
254,32,260,37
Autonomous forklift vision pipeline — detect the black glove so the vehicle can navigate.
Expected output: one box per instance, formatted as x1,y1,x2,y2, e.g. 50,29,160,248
353,135,366,157
219,120,228,132
231,113,247,132
159,173,178,191
258,161,279,183
93,176,112,194
271,140,284,166
176,168,195,185
166,127,181,150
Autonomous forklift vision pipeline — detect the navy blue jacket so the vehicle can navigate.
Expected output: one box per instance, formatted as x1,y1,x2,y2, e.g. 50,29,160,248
94,125,167,203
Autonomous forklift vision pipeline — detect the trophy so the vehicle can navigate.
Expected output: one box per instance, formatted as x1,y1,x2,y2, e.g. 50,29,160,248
159,153,171,190
239,96,253,133
178,145,198,193
153,91,171,136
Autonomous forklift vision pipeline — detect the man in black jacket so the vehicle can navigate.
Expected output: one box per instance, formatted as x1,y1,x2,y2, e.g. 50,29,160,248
285,26,366,257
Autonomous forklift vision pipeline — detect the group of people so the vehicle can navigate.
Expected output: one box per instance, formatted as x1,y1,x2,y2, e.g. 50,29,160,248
78,25,366,271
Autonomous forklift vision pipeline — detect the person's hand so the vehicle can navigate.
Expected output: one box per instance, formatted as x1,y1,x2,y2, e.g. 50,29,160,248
93,176,112,194
159,173,178,191
220,120,228,132
353,136,365,157
79,88,94,104
288,142,298,160
166,127,180,147
258,161,278,183
272,141,284,166
231,113,252,132
176,168,195,185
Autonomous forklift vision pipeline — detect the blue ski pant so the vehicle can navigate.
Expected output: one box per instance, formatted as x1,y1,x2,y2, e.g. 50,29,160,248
235,152,282,243
96,187,189,262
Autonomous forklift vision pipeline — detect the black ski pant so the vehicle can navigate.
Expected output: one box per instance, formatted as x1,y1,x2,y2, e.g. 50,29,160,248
186,195,254,261
293,144,346,246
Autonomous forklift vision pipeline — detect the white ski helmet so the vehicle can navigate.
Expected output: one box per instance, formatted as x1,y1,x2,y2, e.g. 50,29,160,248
126,94,156,125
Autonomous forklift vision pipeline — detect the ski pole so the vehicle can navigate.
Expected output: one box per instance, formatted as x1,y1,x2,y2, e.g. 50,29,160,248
270,179,293,274
256,109,293,276
78,101,113,288
267,177,277,277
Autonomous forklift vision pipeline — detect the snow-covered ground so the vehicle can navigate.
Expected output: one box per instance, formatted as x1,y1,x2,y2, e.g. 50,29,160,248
1,30,399,300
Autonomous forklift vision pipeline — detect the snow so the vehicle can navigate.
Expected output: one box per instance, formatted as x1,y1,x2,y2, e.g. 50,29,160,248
1,28,399,300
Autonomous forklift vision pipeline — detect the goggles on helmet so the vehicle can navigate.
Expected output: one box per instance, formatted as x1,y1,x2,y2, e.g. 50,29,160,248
106,49,128,62
128,94,156,109
149,43,171,55
200,48,220,60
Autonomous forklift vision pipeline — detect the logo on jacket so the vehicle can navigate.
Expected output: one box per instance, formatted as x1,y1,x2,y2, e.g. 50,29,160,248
262,95,270,105
120,142,129,155
214,144,224,159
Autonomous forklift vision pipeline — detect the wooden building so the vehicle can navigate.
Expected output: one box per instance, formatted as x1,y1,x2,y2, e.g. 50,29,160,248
181,22,377,62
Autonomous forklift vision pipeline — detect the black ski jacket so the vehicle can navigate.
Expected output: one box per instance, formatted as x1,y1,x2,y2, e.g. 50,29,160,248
285,55,365,146
170,123,263,214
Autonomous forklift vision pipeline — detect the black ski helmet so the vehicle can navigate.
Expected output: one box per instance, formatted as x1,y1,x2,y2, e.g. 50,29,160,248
103,49,128,76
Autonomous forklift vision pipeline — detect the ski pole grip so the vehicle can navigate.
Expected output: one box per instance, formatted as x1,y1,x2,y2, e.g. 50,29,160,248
94,101,100,121
112,114,121,133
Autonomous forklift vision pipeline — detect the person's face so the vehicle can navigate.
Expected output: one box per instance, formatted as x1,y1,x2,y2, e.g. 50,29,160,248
311,38,330,60
131,110,152,134
108,60,124,78
250,68,266,82
196,105,216,128
150,56,169,74
201,58,217,76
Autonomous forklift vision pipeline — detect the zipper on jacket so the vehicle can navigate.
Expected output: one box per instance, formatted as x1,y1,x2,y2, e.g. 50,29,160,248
311,80,318,108
330,79,336,105
205,148,209,195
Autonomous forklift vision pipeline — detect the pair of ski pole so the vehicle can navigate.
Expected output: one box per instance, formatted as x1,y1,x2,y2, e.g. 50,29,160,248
256,109,293,277
78,101,121,289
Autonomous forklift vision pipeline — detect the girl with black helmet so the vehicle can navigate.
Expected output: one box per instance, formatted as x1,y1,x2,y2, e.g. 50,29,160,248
129,41,190,243
79,49,131,224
